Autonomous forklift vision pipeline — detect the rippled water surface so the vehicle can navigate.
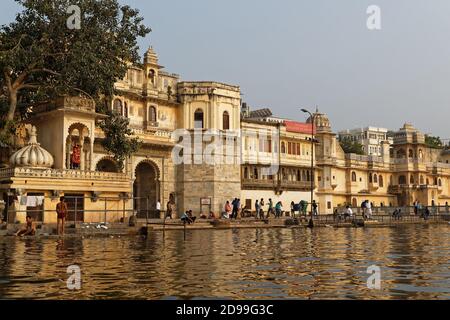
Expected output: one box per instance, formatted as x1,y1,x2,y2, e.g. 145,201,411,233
0,224,449,299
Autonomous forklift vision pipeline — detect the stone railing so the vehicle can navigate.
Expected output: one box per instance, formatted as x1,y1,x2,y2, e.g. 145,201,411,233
0,167,130,181
429,162,450,169
393,158,426,165
242,178,314,191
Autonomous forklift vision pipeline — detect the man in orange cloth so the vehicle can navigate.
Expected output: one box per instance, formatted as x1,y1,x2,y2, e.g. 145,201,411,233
71,144,81,169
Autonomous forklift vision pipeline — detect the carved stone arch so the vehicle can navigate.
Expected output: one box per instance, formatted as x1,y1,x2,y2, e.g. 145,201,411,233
133,159,162,218
95,156,119,173
66,122,92,170
68,122,90,137
133,159,161,181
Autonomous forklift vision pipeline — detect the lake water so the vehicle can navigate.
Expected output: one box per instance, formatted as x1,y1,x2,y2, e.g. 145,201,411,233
0,224,449,299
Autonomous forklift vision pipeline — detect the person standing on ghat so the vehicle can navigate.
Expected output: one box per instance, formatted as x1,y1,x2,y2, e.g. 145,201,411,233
260,198,265,219
267,199,274,218
56,196,68,235
255,199,260,219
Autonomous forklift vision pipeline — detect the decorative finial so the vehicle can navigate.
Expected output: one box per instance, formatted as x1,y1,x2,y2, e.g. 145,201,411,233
28,126,38,145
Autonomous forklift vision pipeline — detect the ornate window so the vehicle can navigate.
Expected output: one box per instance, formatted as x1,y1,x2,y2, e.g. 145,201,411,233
352,171,357,182
113,99,123,115
149,106,157,122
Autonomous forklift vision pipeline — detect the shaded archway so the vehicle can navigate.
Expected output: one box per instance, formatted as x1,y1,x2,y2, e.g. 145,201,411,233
66,123,91,170
133,161,160,218
96,157,119,173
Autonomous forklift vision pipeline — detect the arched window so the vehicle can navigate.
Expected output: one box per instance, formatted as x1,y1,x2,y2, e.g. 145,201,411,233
438,179,442,187
352,172,357,182
281,142,286,153
113,99,123,115
374,174,378,183
426,178,430,185
149,106,157,122
410,175,415,184
399,175,407,185
420,175,424,185
222,111,230,130
253,168,258,180
418,149,423,159
379,175,384,187
397,149,406,158
408,149,414,158
148,69,155,85
369,173,373,183
194,109,204,129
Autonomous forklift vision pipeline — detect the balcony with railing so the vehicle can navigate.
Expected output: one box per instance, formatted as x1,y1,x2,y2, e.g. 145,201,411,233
0,167,130,182
241,178,314,191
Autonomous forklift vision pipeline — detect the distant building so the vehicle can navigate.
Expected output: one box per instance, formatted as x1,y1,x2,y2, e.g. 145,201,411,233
338,127,393,156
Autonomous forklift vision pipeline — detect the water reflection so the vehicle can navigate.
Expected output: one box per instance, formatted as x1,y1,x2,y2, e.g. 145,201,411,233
0,225,449,300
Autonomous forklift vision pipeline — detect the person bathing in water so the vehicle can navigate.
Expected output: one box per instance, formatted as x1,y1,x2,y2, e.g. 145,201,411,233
15,215,36,237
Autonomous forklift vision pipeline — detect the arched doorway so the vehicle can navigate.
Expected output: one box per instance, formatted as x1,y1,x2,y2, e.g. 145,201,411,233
133,161,160,219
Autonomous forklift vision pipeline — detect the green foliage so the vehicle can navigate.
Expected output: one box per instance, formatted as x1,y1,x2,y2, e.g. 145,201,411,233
0,0,151,140
0,120,17,147
425,135,443,149
99,113,141,171
339,137,365,155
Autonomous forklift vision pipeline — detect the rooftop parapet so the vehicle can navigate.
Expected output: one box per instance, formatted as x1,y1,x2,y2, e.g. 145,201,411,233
31,96,96,115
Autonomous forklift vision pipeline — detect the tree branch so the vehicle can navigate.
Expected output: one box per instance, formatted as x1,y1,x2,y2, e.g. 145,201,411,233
0,34,26,54
3,69,12,92
17,83,41,90
28,68,61,76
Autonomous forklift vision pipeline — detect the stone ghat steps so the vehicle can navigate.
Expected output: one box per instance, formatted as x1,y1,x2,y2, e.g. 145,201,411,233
1,223,143,237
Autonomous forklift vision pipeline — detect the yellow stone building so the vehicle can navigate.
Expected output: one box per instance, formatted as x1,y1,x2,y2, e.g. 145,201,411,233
0,47,449,223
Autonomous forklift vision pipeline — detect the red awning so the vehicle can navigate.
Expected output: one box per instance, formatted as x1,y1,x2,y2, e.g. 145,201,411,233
284,120,316,134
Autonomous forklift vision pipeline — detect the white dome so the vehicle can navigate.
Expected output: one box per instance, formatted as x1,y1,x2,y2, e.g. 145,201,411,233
9,126,54,168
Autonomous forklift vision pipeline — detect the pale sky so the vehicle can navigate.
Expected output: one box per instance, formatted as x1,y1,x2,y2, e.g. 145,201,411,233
1,0,449,139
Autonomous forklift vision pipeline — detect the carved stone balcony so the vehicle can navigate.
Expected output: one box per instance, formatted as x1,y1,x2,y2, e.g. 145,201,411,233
144,121,159,131
0,167,129,182
241,178,314,191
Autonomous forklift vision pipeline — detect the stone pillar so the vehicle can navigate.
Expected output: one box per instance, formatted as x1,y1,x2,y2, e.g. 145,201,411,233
80,137,85,171
66,138,72,169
